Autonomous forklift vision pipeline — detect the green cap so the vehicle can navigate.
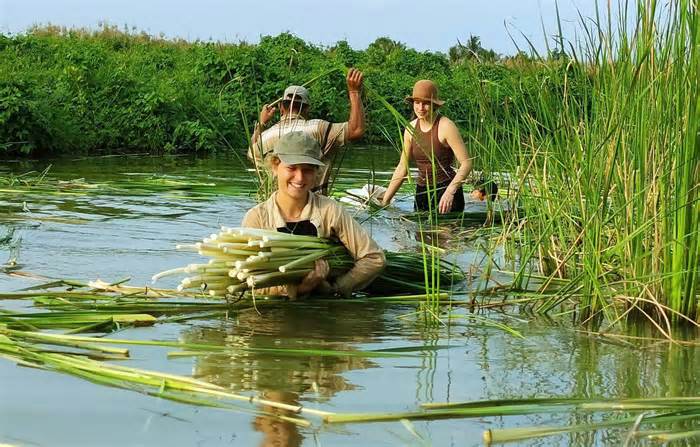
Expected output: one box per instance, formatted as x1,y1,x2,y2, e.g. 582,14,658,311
273,132,325,166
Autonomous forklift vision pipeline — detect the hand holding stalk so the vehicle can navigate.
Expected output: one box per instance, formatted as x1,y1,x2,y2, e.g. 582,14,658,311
297,259,330,296
250,104,277,156
259,104,276,126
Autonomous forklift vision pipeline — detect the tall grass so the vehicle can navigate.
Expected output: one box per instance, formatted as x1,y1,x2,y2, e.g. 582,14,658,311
487,0,699,327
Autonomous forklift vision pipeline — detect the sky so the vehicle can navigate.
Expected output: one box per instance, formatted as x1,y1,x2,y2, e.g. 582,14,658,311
0,0,610,55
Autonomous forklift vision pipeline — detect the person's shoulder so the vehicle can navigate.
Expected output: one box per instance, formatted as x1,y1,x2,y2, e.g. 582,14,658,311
244,197,272,220
314,193,339,207
314,194,347,216
246,200,266,213
242,203,262,222
259,124,281,147
403,119,418,140
436,116,460,137
406,119,419,132
306,118,333,126
438,115,457,128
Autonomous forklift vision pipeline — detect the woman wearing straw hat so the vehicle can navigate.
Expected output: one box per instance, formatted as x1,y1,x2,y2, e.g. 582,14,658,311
382,80,472,213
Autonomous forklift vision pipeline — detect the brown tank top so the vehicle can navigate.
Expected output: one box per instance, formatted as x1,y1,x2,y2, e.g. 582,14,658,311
410,115,455,186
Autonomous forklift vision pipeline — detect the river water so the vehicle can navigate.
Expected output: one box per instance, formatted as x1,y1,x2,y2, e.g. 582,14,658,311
1,148,698,446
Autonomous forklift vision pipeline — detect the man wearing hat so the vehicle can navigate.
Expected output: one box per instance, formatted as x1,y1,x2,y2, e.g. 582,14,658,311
248,68,366,196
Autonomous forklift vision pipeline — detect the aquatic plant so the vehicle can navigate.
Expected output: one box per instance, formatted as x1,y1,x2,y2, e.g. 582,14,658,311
154,226,465,297
472,0,700,328
0,325,325,425
318,395,700,445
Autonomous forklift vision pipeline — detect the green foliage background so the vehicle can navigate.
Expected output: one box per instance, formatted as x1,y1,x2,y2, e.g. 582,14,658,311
0,26,587,156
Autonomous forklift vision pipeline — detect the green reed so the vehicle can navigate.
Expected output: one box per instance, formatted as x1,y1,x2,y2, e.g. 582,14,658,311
480,0,699,327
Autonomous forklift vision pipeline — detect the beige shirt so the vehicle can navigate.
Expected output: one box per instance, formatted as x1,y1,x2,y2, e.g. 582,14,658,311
248,114,348,193
241,192,386,297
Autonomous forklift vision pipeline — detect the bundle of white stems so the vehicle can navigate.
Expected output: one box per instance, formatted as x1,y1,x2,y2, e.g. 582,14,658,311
152,227,353,297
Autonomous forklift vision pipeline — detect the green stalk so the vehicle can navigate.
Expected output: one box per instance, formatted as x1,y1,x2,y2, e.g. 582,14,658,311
278,246,346,272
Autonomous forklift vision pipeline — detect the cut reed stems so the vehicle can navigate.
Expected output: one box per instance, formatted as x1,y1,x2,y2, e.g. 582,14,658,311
156,226,464,297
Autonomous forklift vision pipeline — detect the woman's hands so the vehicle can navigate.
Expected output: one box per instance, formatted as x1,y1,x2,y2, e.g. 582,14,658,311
438,186,457,214
296,259,330,296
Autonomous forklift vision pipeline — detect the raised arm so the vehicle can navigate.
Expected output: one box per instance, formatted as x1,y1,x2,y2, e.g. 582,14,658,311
381,127,413,207
346,68,365,141
437,117,472,213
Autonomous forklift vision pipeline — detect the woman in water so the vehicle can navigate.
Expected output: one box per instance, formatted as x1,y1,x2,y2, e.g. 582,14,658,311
242,131,385,299
382,80,472,213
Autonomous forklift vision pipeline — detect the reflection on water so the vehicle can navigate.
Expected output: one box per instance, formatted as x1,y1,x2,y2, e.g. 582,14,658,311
252,391,304,447
182,303,384,396
0,151,699,446
182,302,392,447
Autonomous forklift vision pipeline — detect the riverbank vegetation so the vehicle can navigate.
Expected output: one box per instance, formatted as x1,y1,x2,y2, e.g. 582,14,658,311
0,23,582,156
488,0,699,330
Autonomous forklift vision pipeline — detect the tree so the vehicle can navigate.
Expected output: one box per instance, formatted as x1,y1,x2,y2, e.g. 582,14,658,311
365,37,406,64
448,35,499,64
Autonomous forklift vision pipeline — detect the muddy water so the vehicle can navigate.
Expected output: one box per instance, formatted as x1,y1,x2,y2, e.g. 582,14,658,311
1,149,698,447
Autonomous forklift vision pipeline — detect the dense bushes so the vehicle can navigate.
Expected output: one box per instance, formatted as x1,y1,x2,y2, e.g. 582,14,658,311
0,26,588,156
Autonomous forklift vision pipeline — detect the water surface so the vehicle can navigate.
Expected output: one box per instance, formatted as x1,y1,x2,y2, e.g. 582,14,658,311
1,148,698,446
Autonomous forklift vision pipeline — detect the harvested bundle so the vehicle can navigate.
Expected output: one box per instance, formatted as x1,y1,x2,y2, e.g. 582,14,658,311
153,227,464,297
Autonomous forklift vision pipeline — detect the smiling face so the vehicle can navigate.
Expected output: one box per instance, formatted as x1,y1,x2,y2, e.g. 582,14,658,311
272,158,318,202
413,99,434,120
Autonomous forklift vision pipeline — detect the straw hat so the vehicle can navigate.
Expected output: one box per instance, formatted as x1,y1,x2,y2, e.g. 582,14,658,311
405,80,445,106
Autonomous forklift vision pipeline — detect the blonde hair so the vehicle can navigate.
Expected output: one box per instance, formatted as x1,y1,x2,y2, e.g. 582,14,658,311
265,153,281,170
